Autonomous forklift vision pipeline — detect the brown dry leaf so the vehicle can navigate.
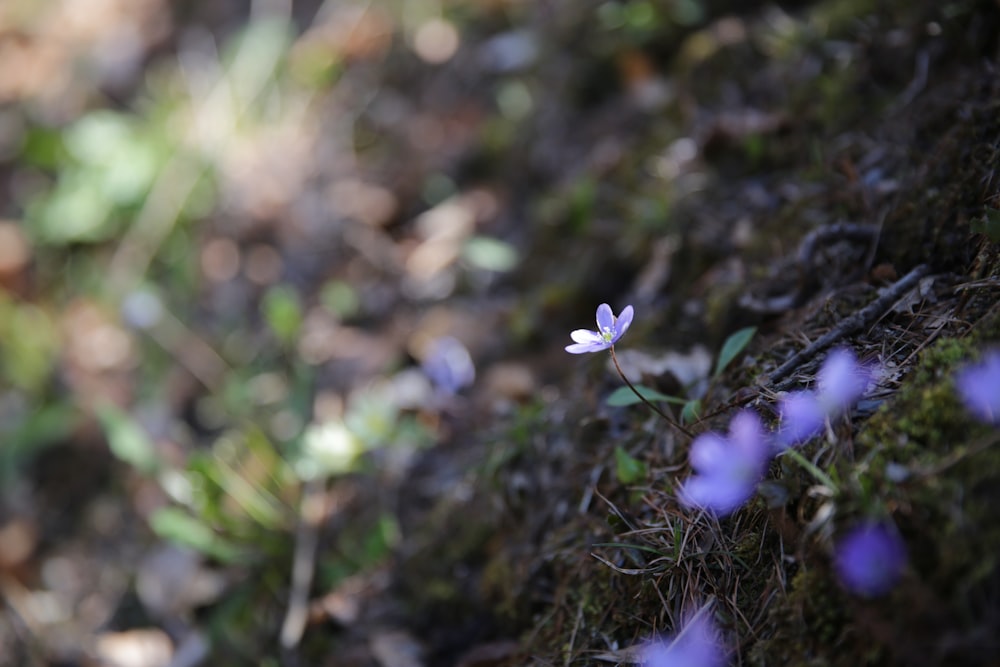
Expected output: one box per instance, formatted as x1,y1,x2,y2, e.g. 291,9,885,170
482,362,537,401
890,275,938,314
0,518,37,570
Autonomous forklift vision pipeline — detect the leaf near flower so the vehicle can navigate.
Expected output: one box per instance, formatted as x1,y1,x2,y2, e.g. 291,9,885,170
713,326,757,377
606,384,686,407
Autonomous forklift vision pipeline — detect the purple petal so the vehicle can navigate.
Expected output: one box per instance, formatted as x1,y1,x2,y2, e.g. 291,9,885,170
422,336,475,394
728,411,768,458
834,522,907,597
596,303,614,333
570,329,604,344
688,432,728,472
956,351,1000,423
778,391,824,445
818,348,869,412
566,341,609,354
642,615,724,667
680,474,754,515
616,305,634,337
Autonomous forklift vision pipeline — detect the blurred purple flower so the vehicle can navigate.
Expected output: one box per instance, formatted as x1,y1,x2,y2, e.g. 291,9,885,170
422,336,475,395
955,351,1000,424
680,410,771,516
778,348,871,445
834,521,907,597
642,614,724,667
777,391,826,444
817,349,870,411
565,303,634,354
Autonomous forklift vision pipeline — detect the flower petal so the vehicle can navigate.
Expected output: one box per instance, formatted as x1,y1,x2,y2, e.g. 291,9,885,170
570,329,604,344
688,432,728,472
615,305,634,338
778,391,824,446
956,351,1000,423
834,522,907,597
566,341,609,354
818,348,868,411
680,474,754,516
596,303,614,333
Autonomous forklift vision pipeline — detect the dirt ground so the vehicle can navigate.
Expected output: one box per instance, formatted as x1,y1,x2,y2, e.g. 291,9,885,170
1,1,999,665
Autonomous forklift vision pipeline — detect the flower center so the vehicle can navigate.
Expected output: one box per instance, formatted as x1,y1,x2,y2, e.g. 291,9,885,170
601,326,614,343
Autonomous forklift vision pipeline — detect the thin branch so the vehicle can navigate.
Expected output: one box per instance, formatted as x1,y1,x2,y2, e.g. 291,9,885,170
280,477,325,649
767,263,931,387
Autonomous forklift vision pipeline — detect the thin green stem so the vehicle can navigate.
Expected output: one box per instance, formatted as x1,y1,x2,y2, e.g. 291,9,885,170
781,447,839,492
610,346,694,438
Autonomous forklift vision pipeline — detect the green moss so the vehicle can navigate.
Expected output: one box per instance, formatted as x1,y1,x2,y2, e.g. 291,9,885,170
749,567,853,667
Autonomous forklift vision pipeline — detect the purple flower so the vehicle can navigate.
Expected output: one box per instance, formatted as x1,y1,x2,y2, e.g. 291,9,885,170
422,336,475,394
955,351,1000,424
817,348,870,412
642,614,724,667
834,521,907,597
778,348,871,445
565,303,634,354
680,410,771,516
778,391,826,444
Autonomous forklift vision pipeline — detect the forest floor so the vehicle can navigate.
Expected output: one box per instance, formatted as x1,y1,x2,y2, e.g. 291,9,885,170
1,1,999,666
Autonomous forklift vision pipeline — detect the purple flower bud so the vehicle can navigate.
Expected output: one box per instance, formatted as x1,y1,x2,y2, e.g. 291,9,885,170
834,521,907,597
565,303,634,354
955,351,1000,424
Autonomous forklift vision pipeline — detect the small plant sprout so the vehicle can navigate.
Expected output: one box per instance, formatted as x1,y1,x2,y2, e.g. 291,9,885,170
834,521,908,597
642,612,724,667
566,303,692,437
955,350,1000,424
778,348,871,445
680,410,771,516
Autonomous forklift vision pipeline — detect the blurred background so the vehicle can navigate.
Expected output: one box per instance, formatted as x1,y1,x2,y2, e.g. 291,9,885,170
1,0,998,665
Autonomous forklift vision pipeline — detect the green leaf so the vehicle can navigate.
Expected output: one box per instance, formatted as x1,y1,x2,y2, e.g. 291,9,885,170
262,285,302,344
606,385,686,407
681,399,702,424
614,446,647,485
149,507,245,563
97,404,159,475
714,326,757,377
462,236,519,272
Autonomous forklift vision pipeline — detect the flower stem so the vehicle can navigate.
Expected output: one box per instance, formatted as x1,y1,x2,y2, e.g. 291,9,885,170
781,447,839,493
610,346,694,438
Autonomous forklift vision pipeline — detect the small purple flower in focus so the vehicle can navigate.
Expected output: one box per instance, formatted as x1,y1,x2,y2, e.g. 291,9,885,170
643,614,724,667
681,410,771,516
565,303,634,354
955,351,1000,424
834,521,907,597
422,336,475,395
778,348,871,445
